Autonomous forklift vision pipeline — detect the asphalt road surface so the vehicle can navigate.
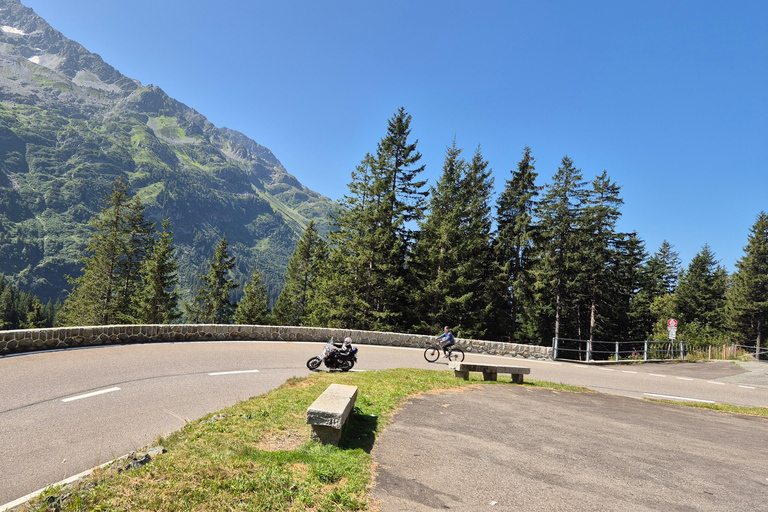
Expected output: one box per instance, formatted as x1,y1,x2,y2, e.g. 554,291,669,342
1,341,766,509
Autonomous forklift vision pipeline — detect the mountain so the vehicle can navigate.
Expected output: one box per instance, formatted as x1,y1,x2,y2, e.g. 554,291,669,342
0,0,335,305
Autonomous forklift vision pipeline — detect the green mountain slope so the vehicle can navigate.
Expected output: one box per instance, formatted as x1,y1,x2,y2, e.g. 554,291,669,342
0,0,335,304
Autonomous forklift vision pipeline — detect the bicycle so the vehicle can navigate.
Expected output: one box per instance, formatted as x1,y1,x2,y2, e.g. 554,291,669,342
424,343,464,363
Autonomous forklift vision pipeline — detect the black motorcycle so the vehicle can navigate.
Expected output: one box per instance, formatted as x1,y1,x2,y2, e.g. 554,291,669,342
307,339,358,372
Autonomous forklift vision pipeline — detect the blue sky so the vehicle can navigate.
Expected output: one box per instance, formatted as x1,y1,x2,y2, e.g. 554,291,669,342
22,0,768,272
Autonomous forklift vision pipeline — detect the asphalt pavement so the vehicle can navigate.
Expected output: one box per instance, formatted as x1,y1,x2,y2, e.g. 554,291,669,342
370,362,768,511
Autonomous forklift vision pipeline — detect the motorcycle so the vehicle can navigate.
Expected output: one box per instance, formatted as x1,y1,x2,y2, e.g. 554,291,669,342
307,338,358,372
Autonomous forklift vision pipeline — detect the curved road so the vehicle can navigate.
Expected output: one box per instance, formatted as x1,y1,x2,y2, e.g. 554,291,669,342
1,341,766,507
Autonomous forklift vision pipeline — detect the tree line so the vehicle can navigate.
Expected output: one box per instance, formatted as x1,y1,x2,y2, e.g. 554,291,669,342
1,108,766,357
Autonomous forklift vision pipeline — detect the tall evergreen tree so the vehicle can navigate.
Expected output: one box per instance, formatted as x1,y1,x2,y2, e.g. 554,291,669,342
234,268,271,325
532,156,587,342
676,244,728,338
0,280,17,330
273,221,327,326
495,147,539,343
134,219,181,324
411,141,467,333
313,108,427,331
727,212,768,356
578,171,624,341
185,236,238,324
59,177,154,326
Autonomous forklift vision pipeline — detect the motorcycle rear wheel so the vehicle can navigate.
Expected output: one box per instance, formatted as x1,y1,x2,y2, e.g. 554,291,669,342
340,359,354,372
307,356,322,371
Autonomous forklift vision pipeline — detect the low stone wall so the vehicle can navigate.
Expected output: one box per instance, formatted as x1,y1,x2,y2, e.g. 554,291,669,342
0,324,553,360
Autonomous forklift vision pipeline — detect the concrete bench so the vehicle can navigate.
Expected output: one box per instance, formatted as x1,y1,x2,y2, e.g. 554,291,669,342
306,384,358,445
448,361,531,383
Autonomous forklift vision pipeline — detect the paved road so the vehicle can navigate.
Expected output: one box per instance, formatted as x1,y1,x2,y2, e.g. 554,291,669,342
370,385,768,511
1,341,766,508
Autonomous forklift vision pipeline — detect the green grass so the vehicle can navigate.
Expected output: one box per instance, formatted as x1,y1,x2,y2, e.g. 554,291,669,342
19,369,587,511
647,399,768,417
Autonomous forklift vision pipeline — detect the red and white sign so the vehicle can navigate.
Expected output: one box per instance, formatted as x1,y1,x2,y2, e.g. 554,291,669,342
667,318,678,327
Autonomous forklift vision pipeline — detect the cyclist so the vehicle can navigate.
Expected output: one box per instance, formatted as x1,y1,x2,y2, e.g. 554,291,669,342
436,326,455,358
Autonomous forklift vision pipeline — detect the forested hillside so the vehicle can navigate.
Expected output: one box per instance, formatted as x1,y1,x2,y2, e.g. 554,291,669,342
0,0,334,304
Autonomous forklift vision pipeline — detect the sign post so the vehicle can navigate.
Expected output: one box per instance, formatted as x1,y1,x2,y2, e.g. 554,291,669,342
667,319,678,340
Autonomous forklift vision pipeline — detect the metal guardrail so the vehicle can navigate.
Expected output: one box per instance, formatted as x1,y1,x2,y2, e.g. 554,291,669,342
553,338,767,362
552,338,688,362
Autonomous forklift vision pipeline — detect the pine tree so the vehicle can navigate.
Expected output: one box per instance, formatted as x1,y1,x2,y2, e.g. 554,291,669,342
234,267,271,325
0,280,17,330
578,171,624,341
25,298,44,329
676,244,728,341
727,212,768,356
59,177,154,326
313,109,428,331
134,219,181,324
532,156,587,341
411,141,468,333
185,236,239,324
495,147,539,343
273,221,327,326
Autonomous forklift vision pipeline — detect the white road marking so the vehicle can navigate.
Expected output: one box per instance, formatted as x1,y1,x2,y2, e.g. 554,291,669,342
708,381,725,385
622,370,638,374
644,393,715,403
208,370,260,376
649,374,666,377
676,377,694,381
61,387,120,402
739,385,756,390
600,368,615,372
575,365,589,368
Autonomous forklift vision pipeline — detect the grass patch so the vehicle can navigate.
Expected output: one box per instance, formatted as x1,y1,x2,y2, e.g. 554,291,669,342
647,399,768,417
19,369,589,511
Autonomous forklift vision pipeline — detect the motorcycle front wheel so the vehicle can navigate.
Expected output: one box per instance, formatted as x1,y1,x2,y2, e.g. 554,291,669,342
307,356,323,371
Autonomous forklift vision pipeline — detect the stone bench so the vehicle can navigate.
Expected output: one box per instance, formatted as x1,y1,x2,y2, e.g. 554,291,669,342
449,361,531,383
306,384,358,445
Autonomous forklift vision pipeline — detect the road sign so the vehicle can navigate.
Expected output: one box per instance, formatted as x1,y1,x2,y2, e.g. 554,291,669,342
668,325,677,340
667,318,678,327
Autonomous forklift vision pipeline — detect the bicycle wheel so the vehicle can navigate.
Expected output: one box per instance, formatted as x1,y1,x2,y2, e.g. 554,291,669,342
447,347,464,362
424,346,440,362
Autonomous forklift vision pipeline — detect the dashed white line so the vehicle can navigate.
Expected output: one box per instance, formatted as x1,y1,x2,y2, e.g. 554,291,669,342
676,377,694,381
622,370,637,374
600,368,615,372
575,365,589,368
739,385,756,390
208,370,260,376
62,387,120,402
649,374,666,377
707,381,725,385
644,393,715,403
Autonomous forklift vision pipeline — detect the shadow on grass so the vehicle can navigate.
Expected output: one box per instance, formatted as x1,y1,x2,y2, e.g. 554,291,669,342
340,406,379,453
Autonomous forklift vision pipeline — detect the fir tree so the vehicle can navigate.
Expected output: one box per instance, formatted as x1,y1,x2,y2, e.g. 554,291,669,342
185,236,238,324
578,171,624,341
727,212,768,356
134,219,181,324
59,177,154,326
273,221,327,326
532,156,587,341
410,141,468,333
234,268,271,325
495,147,539,343
313,109,427,331
676,244,728,338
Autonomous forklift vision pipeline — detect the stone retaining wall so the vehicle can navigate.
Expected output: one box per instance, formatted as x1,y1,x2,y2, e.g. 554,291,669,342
0,324,553,360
